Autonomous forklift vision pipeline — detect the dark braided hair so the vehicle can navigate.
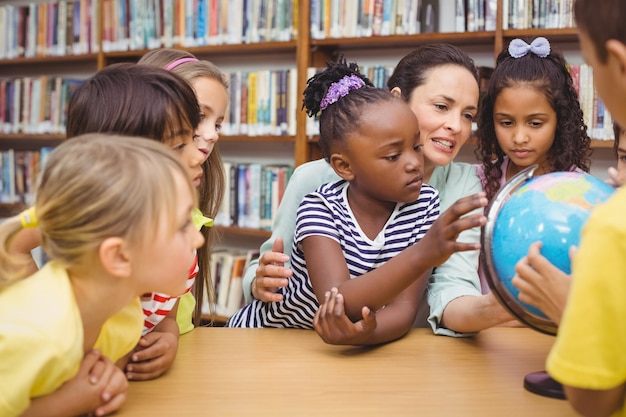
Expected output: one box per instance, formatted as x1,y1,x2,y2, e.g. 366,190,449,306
302,58,397,161
475,40,592,201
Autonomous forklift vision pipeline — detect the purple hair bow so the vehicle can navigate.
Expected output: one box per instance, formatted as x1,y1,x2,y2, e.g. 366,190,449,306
508,37,551,59
320,75,366,110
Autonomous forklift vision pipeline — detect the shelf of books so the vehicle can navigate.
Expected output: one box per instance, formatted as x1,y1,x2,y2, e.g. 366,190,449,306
0,146,54,206
200,247,260,326
213,162,293,231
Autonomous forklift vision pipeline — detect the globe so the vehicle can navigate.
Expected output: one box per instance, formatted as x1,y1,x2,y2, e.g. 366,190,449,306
481,165,615,336
482,166,616,399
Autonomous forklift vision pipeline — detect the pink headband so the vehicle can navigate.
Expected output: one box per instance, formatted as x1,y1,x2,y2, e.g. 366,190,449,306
164,57,199,71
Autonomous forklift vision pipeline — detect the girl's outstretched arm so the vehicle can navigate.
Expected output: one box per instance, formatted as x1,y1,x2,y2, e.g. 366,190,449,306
303,192,487,323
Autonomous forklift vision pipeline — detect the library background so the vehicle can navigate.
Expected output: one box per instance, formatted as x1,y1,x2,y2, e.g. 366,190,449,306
0,0,616,323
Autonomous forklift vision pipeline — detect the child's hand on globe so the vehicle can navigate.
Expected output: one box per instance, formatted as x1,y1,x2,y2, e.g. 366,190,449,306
606,166,625,188
512,242,576,325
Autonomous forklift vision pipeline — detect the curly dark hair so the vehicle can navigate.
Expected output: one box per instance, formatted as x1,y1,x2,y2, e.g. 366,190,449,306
302,57,396,161
475,40,592,201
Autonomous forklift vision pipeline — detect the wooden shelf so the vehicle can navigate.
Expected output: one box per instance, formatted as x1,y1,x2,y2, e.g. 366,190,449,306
0,53,99,67
219,134,295,143
466,136,614,149
101,41,298,65
201,313,229,327
104,41,297,58
311,31,497,50
0,135,65,150
590,139,615,149
0,134,294,147
2,135,609,149
214,226,272,239
502,27,580,41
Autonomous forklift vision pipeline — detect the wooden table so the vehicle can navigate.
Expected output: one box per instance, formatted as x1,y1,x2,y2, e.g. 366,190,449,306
117,327,577,416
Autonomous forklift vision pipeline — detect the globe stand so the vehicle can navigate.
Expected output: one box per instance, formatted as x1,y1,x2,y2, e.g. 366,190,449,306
523,371,565,400
481,165,564,401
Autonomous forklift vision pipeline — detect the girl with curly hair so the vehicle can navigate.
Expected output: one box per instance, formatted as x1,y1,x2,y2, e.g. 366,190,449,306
475,37,592,202
474,37,593,294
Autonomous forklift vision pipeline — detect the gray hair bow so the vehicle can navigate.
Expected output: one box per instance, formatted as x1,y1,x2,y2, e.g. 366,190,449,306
508,37,551,59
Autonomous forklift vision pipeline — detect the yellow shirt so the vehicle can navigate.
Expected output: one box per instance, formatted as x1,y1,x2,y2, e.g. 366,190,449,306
547,186,626,417
177,291,196,334
0,261,143,417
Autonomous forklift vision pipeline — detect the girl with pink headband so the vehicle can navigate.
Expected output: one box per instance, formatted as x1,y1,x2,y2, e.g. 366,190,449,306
133,48,228,376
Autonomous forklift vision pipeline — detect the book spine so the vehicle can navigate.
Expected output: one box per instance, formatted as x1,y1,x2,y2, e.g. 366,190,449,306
0,7,6,59
225,256,246,316
16,6,26,57
65,0,73,54
236,164,248,228
229,163,238,227
0,80,6,133
196,0,207,45
310,0,321,38
380,0,391,35
247,72,257,136
215,161,232,226
239,72,248,135
247,163,261,229
278,69,287,135
287,68,297,136
259,165,270,230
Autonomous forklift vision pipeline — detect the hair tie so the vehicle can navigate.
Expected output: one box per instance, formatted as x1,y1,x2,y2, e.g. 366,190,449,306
19,207,38,229
165,57,199,71
191,208,213,230
508,37,551,59
320,75,366,111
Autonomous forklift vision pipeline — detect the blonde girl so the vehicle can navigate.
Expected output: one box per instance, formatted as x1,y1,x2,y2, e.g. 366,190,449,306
10,63,208,382
0,134,203,417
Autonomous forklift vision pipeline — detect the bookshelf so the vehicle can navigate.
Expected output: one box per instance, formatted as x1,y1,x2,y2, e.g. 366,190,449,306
0,0,616,322
0,0,614,181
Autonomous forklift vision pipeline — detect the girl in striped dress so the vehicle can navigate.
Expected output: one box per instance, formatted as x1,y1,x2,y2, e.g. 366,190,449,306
227,59,487,344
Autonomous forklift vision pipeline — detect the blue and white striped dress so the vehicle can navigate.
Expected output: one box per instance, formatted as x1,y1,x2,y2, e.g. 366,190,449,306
226,180,440,328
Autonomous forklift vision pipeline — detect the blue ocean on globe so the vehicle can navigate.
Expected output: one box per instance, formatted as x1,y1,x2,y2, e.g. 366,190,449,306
491,171,615,319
